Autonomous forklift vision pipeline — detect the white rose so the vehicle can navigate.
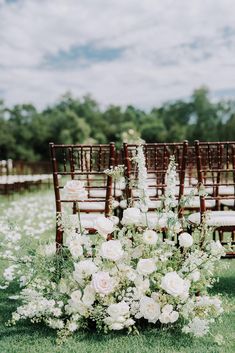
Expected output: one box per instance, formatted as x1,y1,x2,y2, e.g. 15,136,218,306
67,322,78,332
92,271,114,295
64,180,88,201
170,310,179,323
143,230,158,245
119,200,127,209
190,270,201,282
94,216,115,238
70,289,82,302
138,296,161,323
68,239,83,258
110,323,124,330
100,240,124,262
112,201,120,209
161,272,190,299
82,284,96,307
159,304,179,324
121,207,142,226
73,259,98,283
125,318,135,327
178,232,193,248
137,259,156,276
107,301,129,320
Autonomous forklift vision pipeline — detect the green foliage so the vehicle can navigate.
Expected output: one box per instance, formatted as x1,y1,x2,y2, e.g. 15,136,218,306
0,87,235,161
0,260,234,353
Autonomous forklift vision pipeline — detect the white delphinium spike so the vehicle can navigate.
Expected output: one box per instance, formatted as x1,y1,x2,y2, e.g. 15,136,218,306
164,156,178,211
135,145,150,212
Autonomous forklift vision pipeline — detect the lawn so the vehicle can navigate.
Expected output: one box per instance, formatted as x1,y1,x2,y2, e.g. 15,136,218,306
0,190,234,353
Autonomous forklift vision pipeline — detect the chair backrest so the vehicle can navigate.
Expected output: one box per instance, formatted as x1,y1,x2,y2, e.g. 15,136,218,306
49,143,116,244
195,140,235,216
123,141,188,208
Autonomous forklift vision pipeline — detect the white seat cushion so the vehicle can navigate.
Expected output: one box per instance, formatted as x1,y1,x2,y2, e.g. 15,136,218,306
146,178,157,186
67,213,101,229
146,200,162,209
220,199,235,207
147,173,157,178
175,186,196,196
79,201,105,211
132,188,158,197
184,197,216,209
219,186,235,195
80,213,100,228
133,200,162,209
188,211,235,226
89,189,122,198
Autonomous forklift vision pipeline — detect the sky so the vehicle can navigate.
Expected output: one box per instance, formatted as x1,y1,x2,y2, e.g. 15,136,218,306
0,0,235,110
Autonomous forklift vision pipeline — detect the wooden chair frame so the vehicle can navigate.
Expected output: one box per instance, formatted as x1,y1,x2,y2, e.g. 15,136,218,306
49,142,115,246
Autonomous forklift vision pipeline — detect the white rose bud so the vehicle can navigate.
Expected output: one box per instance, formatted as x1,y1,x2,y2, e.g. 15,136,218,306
143,230,158,245
119,200,127,209
178,232,193,248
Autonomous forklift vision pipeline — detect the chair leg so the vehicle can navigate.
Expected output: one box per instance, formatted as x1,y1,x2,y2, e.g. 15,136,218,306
218,230,224,243
213,230,217,241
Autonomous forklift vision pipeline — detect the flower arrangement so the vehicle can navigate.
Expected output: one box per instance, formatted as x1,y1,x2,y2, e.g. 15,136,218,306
0,147,226,344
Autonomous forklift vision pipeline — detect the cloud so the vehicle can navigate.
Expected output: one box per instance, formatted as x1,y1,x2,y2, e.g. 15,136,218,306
0,0,235,110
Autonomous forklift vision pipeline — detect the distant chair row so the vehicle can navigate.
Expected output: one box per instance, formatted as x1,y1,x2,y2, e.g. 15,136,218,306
0,159,53,195
49,141,235,256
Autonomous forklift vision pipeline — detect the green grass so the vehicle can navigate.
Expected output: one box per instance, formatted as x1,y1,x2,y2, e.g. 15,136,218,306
0,191,234,353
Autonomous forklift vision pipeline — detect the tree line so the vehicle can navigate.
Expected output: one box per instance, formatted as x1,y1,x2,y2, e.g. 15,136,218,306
0,87,235,162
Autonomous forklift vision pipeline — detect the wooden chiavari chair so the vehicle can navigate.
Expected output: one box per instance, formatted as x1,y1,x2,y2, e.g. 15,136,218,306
123,141,188,225
49,143,116,246
181,145,217,212
188,141,235,256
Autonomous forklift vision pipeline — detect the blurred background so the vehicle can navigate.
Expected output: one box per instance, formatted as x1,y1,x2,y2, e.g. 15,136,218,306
0,0,235,163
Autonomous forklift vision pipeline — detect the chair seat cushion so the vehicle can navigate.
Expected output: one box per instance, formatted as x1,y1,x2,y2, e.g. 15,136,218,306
220,199,235,207
188,211,235,226
219,186,235,195
79,199,119,211
185,197,216,209
132,188,159,197
80,213,100,228
133,200,162,209
89,189,122,198
67,213,101,229
79,201,105,211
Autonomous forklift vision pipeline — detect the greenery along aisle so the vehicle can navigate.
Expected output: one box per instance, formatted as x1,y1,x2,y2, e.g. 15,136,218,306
1,87,235,162
0,148,233,350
